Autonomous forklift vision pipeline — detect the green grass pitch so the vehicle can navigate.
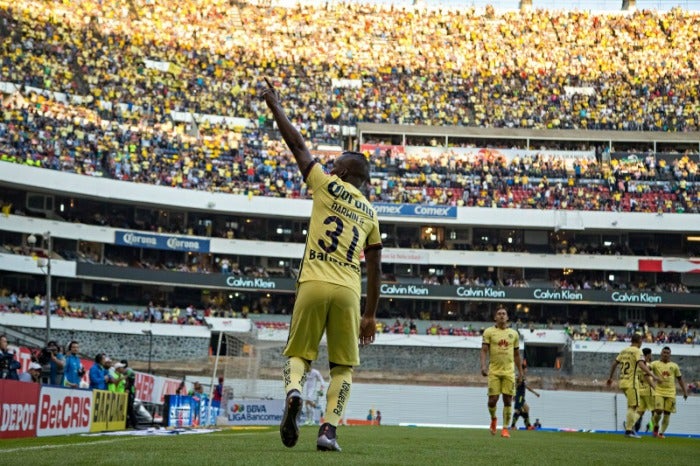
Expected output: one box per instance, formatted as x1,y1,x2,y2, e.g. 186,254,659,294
1,426,698,465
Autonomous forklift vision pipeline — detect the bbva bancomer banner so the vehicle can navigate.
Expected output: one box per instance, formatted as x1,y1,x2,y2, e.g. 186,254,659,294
115,231,210,253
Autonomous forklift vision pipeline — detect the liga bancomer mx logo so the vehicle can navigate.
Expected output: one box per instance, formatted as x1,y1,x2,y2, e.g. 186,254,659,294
231,404,245,414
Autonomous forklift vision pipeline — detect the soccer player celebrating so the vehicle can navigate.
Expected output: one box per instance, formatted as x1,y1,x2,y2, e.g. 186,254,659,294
633,348,654,434
606,334,658,438
262,78,382,452
480,305,524,438
649,347,688,438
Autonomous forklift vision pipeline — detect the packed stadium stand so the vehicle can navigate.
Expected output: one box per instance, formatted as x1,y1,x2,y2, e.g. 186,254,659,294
1,0,699,371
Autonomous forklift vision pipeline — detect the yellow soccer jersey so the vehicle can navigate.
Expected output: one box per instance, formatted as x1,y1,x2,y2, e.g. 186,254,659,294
650,360,681,397
299,163,382,297
615,346,643,389
637,366,653,396
482,326,519,376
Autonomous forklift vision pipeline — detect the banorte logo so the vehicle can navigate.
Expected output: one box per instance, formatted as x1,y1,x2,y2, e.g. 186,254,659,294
231,404,245,414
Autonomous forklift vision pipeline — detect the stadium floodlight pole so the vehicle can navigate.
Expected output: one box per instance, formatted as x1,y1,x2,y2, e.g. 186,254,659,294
28,232,52,344
142,329,153,373
206,327,224,427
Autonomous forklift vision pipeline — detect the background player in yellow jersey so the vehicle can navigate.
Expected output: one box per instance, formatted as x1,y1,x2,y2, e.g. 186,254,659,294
649,347,688,438
606,334,658,438
262,78,382,452
633,348,654,434
480,305,523,438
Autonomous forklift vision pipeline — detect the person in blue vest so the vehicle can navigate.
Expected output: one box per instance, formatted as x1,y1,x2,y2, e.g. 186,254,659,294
89,353,109,390
63,341,85,388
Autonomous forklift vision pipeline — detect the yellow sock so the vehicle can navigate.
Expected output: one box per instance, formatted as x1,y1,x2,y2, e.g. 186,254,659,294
626,408,639,431
661,414,670,433
503,406,512,428
324,365,353,426
488,406,497,419
283,357,309,395
652,412,661,428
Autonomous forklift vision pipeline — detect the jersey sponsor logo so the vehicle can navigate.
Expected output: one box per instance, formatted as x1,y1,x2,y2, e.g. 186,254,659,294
333,381,351,417
498,339,509,348
308,249,361,272
327,181,374,219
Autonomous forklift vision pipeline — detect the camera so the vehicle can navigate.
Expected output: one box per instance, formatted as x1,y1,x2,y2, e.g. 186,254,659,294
38,346,55,366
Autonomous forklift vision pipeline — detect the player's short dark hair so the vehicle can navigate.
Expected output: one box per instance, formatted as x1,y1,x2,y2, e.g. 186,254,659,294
642,348,652,356
662,346,671,352
631,333,642,344
342,151,370,183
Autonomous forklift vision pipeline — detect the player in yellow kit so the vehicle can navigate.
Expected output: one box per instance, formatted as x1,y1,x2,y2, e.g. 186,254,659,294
649,347,688,438
606,334,658,438
480,306,523,438
262,78,382,452
633,348,654,434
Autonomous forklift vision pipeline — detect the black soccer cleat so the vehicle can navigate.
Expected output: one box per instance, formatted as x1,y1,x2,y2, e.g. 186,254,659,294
317,422,342,452
280,390,302,448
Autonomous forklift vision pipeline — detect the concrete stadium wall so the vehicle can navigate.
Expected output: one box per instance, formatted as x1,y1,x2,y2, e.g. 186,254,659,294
4,326,210,362
7,326,699,383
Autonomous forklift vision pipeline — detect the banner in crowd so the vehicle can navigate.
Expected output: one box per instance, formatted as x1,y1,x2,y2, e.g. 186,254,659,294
37,385,92,437
373,203,458,218
115,231,210,253
638,258,700,274
360,144,406,158
0,379,40,439
75,262,700,307
376,283,700,307
403,146,596,171
222,399,284,426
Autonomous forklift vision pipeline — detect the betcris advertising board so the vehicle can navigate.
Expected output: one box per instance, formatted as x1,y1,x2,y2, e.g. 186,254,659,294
37,386,92,437
224,399,284,426
373,203,457,218
115,231,210,253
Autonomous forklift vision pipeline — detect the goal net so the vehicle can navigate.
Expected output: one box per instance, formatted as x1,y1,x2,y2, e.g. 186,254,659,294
220,328,284,399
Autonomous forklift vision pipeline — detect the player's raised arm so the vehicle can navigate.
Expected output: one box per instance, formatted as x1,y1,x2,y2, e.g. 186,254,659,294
261,77,313,176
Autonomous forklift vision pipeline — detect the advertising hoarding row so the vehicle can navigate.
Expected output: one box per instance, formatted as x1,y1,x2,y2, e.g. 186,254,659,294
0,381,125,438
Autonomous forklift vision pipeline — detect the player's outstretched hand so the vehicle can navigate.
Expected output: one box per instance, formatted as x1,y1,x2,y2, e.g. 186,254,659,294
359,315,376,347
261,77,279,107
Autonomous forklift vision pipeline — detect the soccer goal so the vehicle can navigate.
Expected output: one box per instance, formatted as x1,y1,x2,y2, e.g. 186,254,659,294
219,328,285,399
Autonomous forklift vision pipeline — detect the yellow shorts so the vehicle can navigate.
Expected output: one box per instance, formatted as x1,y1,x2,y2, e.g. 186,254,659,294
638,394,654,412
622,387,639,408
488,374,515,397
653,395,676,413
283,281,361,367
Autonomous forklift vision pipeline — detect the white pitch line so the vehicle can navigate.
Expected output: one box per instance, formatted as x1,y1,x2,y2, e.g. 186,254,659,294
0,436,149,454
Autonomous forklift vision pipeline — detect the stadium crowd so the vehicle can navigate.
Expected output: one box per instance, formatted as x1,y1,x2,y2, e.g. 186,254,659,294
0,2,699,212
2,1,699,131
